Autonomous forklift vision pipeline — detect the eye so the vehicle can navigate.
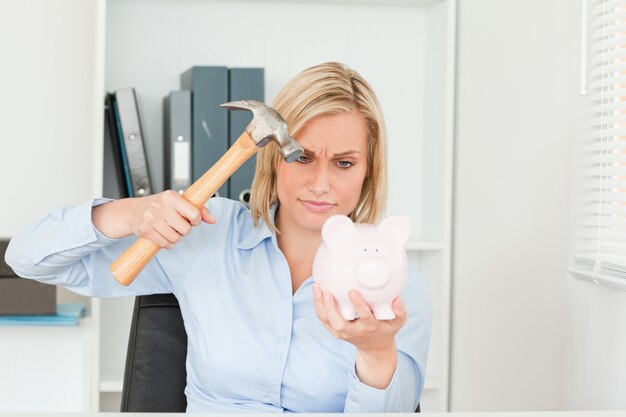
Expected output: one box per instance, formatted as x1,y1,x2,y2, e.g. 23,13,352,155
297,154,312,164
336,160,354,168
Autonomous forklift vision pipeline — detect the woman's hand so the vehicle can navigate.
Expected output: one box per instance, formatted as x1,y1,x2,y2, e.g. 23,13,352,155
92,190,216,246
311,283,408,389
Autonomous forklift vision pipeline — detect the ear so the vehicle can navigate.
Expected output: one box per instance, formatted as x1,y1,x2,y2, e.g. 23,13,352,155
321,215,356,246
377,215,411,244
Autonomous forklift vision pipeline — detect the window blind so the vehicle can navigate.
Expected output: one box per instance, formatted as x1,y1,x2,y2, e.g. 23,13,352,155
570,0,626,289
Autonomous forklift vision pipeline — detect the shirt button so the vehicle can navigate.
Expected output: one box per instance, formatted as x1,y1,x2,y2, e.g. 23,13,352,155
275,353,283,360
278,335,287,342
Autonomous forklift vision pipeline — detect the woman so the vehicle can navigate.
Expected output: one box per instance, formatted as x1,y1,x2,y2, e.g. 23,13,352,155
6,62,432,412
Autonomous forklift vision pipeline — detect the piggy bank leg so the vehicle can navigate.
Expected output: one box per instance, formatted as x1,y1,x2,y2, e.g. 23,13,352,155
373,304,396,320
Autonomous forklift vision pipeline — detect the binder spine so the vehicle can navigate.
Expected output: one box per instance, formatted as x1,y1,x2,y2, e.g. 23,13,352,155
181,66,228,198
114,88,153,197
228,68,265,207
104,93,129,199
111,97,133,197
164,91,192,194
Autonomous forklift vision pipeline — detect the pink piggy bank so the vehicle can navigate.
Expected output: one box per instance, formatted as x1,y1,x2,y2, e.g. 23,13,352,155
313,214,410,320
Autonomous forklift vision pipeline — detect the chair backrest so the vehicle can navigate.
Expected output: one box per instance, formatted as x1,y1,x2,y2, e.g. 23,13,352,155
121,293,187,412
120,293,420,413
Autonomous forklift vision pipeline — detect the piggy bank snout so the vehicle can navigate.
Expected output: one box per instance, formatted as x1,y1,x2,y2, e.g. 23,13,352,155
355,256,391,289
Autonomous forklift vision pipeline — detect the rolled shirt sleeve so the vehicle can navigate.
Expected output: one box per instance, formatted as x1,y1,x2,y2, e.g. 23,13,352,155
5,198,173,297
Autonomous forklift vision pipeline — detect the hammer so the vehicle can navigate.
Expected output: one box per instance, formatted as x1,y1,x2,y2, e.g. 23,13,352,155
109,100,303,286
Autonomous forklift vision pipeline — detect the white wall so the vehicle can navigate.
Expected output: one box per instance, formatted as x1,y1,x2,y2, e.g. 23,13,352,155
564,274,626,409
0,0,103,238
451,0,583,410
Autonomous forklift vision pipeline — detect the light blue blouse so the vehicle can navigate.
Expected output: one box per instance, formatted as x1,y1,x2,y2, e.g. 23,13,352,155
5,197,432,413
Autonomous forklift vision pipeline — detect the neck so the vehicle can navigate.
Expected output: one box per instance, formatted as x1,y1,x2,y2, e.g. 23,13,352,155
277,229,322,263
275,210,322,294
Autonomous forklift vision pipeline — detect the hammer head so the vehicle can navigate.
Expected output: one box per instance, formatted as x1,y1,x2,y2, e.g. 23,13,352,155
220,100,303,163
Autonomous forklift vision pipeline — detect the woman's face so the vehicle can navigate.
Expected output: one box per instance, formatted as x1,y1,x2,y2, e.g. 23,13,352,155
275,110,369,235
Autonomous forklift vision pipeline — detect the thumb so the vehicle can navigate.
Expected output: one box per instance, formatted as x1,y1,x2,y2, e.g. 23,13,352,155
201,207,216,224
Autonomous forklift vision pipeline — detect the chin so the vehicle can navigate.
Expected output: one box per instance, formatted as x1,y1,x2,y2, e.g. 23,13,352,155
303,213,331,231
298,210,336,232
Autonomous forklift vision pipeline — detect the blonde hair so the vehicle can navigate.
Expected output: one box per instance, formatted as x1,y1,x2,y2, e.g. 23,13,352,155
249,62,388,233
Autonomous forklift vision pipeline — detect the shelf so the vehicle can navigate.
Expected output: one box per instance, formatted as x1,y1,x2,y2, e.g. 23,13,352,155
405,240,444,251
273,0,443,5
100,369,124,393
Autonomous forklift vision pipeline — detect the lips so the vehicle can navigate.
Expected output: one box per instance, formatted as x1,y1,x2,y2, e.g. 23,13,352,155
300,199,335,213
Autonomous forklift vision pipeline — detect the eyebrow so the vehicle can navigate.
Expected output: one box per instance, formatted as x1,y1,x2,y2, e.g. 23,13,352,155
302,148,361,157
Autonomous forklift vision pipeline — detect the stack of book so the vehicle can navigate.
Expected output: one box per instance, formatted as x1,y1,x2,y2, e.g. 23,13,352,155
0,239,56,316
0,239,85,326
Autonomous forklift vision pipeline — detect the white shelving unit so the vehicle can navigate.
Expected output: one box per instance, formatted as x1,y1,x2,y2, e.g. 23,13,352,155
1,0,455,412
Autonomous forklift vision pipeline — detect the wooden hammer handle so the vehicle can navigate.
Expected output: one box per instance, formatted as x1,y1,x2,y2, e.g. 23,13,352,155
110,132,258,286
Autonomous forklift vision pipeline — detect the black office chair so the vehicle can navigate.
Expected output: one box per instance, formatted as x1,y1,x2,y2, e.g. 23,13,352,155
120,293,420,413
121,293,187,412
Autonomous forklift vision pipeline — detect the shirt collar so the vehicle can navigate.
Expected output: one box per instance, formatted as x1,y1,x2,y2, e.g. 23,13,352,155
236,203,278,250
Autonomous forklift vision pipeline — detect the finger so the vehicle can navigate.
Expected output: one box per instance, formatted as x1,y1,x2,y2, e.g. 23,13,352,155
391,297,408,326
163,210,194,236
165,190,203,226
201,207,216,224
312,284,329,324
178,204,202,227
323,291,349,332
349,290,374,321
144,226,175,249
153,219,182,247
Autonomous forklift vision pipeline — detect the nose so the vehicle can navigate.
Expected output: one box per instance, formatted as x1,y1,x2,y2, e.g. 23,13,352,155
308,162,330,196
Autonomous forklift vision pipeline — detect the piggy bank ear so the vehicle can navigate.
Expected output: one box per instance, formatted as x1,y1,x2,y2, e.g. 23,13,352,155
321,215,355,246
378,215,411,244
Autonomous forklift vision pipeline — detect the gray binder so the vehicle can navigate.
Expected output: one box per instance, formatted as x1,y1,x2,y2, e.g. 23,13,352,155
104,93,127,199
164,90,192,194
112,88,153,197
228,68,264,207
180,66,228,198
